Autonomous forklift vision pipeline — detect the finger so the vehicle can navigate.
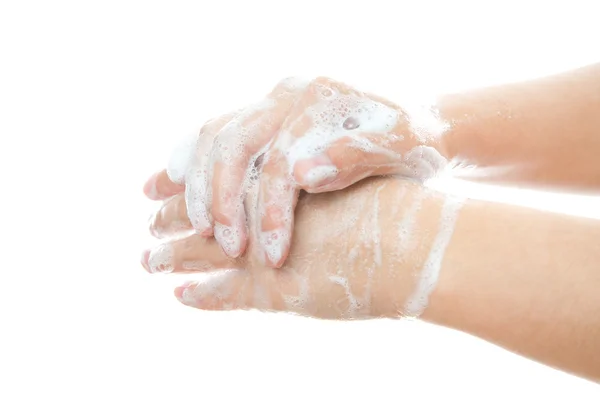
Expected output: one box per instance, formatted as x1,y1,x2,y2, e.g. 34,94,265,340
209,98,295,258
148,194,192,238
143,169,185,200
277,77,408,191
247,81,332,267
207,78,308,257
174,270,254,311
140,233,234,274
185,114,236,235
166,130,203,185
293,135,401,192
173,266,310,314
255,149,300,268
293,131,446,193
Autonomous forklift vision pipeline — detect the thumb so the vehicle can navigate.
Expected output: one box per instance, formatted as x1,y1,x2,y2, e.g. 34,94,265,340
143,169,185,200
292,134,410,193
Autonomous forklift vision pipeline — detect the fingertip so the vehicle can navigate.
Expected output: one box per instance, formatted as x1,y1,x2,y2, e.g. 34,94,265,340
302,165,339,188
267,246,289,268
140,249,151,272
293,155,339,189
174,282,197,307
189,211,213,237
187,196,213,236
173,286,185,299
143,172,161,200
144,170,185,200
259,227,290,268
256,162,297,268
147,213,158,237
214,221,247,258
268,251,288,268
210,162,248,256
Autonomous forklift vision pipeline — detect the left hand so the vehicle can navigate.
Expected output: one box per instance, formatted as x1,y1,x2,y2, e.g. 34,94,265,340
143,77,449,267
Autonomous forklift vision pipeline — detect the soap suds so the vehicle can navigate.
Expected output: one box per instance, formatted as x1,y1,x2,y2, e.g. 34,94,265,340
162,78,455,272
396,189,426,254
302,165,339,187
147,244,175,274
278,87,400,173
214,221,244,258
259,227,289,265
180,270,237,308
400,99,450,141
328,275,359,316
403,196,463,317
166,132,199,185
282,269,310,312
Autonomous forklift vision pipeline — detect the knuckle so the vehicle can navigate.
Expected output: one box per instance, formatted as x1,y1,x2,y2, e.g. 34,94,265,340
311,76,332,85
201,113,232,137
199,123,217,139
212,125,252,164
307,76,338,98
273,76,309,94
260,150,282,173
211,134,233,162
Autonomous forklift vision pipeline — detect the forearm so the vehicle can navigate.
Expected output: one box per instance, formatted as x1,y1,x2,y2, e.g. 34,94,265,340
436,62,600,191
424,198,600,382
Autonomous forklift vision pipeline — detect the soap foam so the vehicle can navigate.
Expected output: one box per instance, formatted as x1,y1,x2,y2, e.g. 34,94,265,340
278,85,400,172
403,196,463,317
148,243,175,274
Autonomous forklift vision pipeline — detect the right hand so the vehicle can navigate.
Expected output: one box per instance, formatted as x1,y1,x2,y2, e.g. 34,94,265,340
143,177,460,320
143,77,450,266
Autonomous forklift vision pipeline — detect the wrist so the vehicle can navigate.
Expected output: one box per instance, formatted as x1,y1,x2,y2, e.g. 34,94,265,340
377,180,461,319
431,92,471,162
420,198,600,381
419,197,479,328
395,97,459,174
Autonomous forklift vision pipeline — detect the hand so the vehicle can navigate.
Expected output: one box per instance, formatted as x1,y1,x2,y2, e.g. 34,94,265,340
143,77,450,266
142,176,461,320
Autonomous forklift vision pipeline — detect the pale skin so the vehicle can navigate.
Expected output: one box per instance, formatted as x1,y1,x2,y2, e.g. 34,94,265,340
144,178,444,319
439,61,600,190
143,62,600,266
143,177,600,382
141,62,600,381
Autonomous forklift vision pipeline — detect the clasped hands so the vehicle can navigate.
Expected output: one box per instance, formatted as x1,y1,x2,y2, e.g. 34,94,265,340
141,76,454,320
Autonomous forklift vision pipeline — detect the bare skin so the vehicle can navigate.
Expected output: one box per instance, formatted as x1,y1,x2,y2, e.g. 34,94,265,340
144,178,449,319
143,177,600,383
143,62,600,267
144,77,426,265
140,62,600,382
439,62,600,191
426,196,600,383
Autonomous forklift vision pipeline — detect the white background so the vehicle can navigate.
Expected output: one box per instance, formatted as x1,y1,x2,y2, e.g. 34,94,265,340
1,0,599,398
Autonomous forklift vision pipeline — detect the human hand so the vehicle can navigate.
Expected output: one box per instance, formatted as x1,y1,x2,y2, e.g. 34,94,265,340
143,77,450,266
143,177,461,320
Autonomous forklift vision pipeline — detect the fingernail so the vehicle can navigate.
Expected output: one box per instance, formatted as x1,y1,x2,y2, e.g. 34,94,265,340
214,222,243,258
188,196,213,235
259,228,288,267
302,165,338,188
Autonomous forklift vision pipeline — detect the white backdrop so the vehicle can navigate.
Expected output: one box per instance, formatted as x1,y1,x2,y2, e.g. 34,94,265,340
1,1,599,398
